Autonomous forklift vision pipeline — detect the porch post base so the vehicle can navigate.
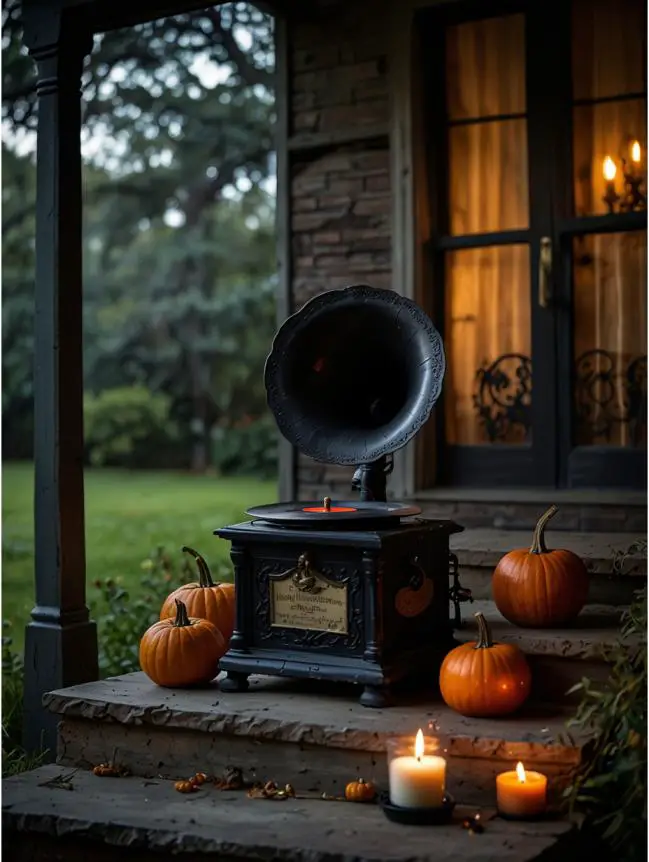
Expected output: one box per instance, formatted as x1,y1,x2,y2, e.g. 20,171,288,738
23,617,98,758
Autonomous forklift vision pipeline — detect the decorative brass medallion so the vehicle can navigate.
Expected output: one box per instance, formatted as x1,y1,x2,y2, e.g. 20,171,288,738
395,559,434,618
269,553,348,634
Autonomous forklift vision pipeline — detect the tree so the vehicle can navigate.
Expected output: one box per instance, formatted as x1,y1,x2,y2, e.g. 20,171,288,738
2,1,278,471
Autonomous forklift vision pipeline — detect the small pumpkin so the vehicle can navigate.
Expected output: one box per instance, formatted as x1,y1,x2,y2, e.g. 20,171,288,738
344,778,376,802
140,598,225,687
175,779,198,794
160,546,236,643
492,505,589,628
439,611,531,717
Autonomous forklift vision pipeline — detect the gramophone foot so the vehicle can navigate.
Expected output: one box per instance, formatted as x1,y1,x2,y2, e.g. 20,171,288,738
359,684,390,708
219,671,250,693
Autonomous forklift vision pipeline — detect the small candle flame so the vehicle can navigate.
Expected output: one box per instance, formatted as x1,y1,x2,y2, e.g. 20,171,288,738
631,141,641,164
516,762,526,783
603,156,617,181
415,728,424,761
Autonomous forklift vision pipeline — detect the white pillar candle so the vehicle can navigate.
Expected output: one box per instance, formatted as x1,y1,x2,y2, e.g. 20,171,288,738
388,729,446,808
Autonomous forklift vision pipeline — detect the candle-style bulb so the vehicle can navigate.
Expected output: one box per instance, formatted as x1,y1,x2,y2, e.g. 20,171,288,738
631,141,641,164
414,728,424,761
516,761,526,783
603,156,617,181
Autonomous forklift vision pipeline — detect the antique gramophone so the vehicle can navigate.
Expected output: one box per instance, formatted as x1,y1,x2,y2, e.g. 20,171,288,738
215,284,469,707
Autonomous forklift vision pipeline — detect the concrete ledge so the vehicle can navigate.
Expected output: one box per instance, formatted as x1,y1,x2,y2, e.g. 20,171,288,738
44,672,582,757
449,529,646,575
43,673,585,807
455,601,632,661
2,765,578,862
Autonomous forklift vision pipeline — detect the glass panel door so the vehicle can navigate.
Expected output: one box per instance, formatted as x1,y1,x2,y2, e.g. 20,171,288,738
560,0,647,487
425,7,553,486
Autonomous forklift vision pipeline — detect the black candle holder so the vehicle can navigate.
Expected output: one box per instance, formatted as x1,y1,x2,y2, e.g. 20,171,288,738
602,182,621,214
379,791,456,826
621,160,646,212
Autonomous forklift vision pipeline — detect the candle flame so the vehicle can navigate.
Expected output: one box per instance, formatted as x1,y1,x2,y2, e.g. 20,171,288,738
603,156,617,181
516,762,526,783
632,141,641,164
415,728,424,760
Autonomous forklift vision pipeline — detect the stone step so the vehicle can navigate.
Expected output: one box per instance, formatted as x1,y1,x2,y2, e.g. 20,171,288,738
2,764,588,862
449,528,646,604
44,672,587,810
454,600,635,702
415,487,646,533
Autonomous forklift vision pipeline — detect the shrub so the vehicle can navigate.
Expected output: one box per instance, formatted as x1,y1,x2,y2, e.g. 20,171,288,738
2,623,47,777
84,386,179,468
564,586,647,861
211,413,277,479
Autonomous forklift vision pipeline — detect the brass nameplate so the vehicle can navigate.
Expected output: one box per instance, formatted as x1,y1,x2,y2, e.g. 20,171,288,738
269,553,348,634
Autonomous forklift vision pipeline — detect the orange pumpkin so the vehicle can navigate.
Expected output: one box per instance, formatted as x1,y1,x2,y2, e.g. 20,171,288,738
492,505,589,628
439,611,531,717
160,546,236,643
141,598,225,687
345,778,376,802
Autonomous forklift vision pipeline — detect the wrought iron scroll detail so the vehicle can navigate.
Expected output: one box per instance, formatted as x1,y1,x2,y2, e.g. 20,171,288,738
473,353,532,443
574,350,647,446
448,552,473,629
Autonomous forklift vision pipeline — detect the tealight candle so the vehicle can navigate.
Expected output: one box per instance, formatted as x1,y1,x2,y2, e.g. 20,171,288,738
496,761,547,818
387,729,446,808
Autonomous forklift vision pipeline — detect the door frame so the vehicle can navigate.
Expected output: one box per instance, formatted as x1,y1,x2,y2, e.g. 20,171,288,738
418,0,647,490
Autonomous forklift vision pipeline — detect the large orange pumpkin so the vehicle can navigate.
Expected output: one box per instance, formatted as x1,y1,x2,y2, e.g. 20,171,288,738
160,546,236,643
439,611,531,717
140,599,225,687
492,505,589,628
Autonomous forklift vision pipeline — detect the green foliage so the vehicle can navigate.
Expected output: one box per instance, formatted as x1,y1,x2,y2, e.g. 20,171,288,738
212,413,278,478
83,386,178,468
90,546,202,678
2,623,47,777
563,587,647,861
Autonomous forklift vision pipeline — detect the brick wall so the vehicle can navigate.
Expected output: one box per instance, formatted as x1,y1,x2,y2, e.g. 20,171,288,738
288,2,392,499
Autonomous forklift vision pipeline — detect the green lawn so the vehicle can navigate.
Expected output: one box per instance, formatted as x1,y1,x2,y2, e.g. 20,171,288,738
2,462,276,653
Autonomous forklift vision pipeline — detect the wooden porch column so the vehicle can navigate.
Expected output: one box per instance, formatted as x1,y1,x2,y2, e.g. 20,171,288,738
22,3,98,757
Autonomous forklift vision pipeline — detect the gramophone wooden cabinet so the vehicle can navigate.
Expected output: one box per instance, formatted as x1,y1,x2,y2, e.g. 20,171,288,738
216,516,463,707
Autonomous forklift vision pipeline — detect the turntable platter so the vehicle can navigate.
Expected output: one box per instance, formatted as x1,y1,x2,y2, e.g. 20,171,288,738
246,499,421,529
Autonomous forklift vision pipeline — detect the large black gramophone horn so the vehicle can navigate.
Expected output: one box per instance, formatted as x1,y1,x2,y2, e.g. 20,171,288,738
265,284,445,502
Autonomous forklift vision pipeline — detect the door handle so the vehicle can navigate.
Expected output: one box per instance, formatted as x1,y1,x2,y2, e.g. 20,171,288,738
538,236,552,309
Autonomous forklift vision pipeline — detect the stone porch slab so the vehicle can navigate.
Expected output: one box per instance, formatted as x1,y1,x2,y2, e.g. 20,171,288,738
44,673,585,807
449,529,646,575
455,601,629,660
2,764,580,862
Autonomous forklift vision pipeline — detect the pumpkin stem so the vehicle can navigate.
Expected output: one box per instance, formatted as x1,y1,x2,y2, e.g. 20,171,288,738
474,612,493,649
181,546,216,588
173,598,193,628
529,505,559,554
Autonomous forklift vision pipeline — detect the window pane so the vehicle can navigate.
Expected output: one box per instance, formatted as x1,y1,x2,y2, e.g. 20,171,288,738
573,99,647,217
572,0,646,101
448,119,529,234
573,232,647,447
446,15,526,121
445,245,531,445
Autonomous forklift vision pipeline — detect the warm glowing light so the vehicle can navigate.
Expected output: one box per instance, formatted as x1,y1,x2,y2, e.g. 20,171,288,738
414,728,425,760
603,156,617,181
631,141,641,164
516,762,526,783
